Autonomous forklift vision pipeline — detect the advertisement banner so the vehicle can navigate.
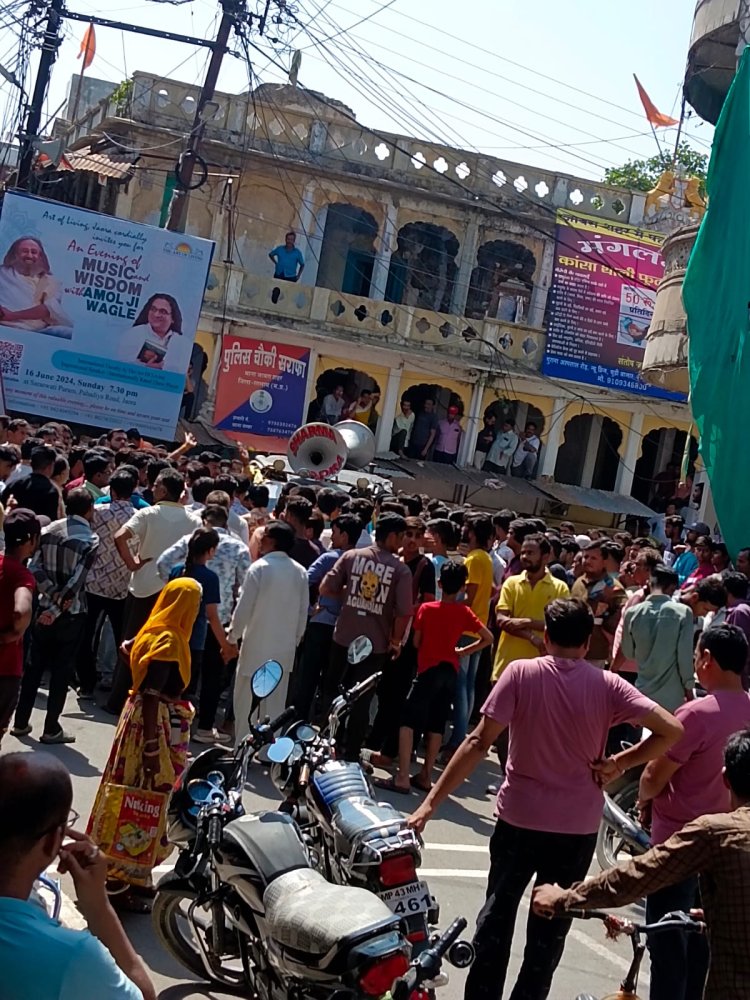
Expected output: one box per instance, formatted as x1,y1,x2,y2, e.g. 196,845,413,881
0,192,213,437
542,210,684,402
214,335,310,451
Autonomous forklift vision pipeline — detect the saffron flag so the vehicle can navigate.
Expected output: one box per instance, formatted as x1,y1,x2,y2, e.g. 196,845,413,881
682,49,750,555
633,75,678,127
77,23,96,70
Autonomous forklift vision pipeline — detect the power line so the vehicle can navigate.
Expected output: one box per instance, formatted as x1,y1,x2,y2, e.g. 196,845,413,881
317,0,711,151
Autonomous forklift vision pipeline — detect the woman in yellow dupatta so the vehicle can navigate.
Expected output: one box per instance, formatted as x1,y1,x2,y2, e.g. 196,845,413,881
87,578,201,910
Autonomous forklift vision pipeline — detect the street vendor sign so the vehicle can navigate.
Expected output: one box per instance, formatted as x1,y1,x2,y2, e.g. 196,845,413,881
0,192,213,437
542,209,684,402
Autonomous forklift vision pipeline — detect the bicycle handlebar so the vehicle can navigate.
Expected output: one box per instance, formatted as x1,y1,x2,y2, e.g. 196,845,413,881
567,909,706,935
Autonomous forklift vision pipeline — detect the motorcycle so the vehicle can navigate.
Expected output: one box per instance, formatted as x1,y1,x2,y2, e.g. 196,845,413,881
596,731,651,871
270,637,439,956
569,908,705,999
153,658,433,998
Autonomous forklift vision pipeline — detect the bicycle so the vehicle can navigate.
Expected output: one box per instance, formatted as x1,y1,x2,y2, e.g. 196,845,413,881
568,908,705,1000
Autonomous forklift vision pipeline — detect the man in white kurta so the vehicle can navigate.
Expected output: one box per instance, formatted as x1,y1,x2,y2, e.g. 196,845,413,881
228,521,309,743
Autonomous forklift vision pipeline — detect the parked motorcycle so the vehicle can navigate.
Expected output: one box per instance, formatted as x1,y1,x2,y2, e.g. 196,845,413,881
596,732,651,870
270,637,439,954
153,659,433,998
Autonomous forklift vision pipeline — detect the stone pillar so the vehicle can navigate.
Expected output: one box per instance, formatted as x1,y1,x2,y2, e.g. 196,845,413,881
297,180,319,287
302,347,318,424
615,412,644,496
370,200,397,301
528,239,556,329
581,415,604,489
540,396,567,477
374,365,403,454
451,217,480,316
457,376,486,467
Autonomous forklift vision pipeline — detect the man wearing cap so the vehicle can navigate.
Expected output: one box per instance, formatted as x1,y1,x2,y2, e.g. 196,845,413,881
433,406,463,465
0,510,39,746
672,521,711,584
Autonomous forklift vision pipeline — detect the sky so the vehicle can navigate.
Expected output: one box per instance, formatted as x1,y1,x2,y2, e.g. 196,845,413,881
0,0,712,182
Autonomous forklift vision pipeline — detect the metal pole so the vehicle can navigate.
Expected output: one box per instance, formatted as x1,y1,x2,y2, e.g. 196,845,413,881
165,0,241,232
17,0,65,189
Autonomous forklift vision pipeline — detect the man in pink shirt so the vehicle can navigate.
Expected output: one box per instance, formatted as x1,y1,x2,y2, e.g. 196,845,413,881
637,622,750,1000
432,406,462,465
407,597,682,1000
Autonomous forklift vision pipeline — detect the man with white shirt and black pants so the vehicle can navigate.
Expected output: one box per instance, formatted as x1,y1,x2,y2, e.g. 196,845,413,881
229,521,308,741
105,468,201,713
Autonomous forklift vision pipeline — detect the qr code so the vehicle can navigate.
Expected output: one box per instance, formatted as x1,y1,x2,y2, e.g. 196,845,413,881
0,341,23,377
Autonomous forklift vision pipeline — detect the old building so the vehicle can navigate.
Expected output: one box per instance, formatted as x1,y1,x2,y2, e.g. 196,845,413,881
55,70,696,518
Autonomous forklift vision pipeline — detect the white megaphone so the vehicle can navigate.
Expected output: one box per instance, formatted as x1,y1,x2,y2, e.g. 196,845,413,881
335,419,376,470
287,423,348,481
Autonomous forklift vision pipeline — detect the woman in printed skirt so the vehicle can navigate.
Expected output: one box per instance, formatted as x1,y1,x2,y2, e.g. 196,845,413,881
87,577,201,912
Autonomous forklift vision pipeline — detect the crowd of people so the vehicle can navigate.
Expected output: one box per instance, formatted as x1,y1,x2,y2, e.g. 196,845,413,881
0,414,749,999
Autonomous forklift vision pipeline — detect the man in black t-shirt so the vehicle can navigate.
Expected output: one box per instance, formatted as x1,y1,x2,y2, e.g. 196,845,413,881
2,445,60,522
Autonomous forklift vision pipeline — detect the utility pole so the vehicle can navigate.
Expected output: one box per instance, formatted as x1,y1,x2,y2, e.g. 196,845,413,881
166,0,244,232
17,0,65,189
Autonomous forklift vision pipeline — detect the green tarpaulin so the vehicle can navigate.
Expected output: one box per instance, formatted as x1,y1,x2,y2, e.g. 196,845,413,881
683,48,750,556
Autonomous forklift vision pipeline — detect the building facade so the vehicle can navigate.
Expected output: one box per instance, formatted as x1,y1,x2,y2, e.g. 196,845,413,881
57,70,695,510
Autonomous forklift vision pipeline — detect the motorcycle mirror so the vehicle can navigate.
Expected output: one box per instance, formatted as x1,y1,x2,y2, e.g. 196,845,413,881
295,724,316,744
347,635,373,664
251,660,283,699
266,736,295,764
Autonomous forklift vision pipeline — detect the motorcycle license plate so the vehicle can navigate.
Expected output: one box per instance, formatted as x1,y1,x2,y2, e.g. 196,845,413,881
379,880,431,916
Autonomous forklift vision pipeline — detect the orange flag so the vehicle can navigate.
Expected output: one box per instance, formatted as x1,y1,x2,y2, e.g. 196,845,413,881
633,75,678,127
77,23,96,70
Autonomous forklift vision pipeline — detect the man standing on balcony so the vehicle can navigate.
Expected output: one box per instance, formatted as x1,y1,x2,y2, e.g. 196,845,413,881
511,421,541,479
433,406,463,465
268,231,305,282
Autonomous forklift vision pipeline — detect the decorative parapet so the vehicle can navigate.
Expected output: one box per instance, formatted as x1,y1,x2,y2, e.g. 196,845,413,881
64,72,644,227
201,265,546,370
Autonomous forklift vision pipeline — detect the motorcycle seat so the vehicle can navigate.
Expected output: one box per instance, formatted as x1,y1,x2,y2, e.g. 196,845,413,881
263,868,398,960
332,795,407,845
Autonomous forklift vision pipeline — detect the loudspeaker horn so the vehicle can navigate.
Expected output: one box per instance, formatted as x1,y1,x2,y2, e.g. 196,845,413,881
287,422,347,480
335,419,376,469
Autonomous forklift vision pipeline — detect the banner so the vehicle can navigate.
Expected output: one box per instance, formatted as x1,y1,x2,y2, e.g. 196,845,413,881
214,335,310,451
542,210,684,401
0,192,213,437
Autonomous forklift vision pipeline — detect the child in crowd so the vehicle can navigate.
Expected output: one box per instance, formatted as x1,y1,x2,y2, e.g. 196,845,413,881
424,518,456,600
377,560,493,794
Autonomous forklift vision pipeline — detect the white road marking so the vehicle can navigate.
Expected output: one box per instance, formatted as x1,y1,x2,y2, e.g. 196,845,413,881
567,926,650,986
420,868,488,878
423,843,487,853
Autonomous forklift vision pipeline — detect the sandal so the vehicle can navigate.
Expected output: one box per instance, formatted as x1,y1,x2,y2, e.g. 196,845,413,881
373,776,411,795
410,774,432,793
108,884,152,914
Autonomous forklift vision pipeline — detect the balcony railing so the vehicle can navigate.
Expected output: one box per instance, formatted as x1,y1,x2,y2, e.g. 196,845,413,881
202,264,546,369
64,72,644,227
